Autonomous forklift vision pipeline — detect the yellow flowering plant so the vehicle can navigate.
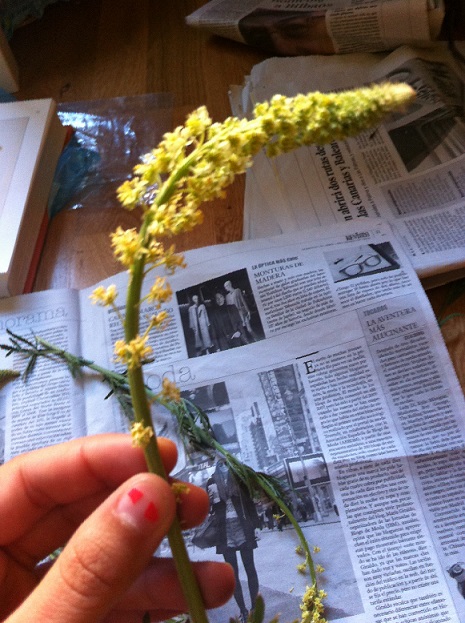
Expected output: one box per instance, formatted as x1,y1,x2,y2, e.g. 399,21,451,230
99,82,415,623
1,83,415,623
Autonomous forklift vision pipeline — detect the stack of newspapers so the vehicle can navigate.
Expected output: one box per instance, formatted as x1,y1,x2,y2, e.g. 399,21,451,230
231,42,465,288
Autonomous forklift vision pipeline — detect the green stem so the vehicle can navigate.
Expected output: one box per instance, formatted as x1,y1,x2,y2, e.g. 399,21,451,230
125,240,209,623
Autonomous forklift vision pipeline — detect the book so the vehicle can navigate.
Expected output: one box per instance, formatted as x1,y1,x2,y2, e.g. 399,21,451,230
1,220,465,621
0,26,18,92
0,98,66,297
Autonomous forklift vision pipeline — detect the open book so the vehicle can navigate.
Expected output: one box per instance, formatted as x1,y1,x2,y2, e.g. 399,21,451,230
0,98,66,297
1,220,465,621
186,0,445,56
237,42,465,289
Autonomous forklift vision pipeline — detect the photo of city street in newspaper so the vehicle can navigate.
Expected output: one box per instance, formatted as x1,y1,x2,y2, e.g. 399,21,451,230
173,368,363,622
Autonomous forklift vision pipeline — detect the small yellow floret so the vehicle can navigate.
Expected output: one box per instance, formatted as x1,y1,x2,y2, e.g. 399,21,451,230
149,310,170,331
111,227,142,268
160,377,181,403
171,481,190,501
114,335,152,369
130,421,154,447
147,276,172,307
300,584,328,623
90,284,117,307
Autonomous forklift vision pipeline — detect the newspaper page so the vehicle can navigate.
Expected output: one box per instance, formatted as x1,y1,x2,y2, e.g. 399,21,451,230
186,0,444,56
0,288,86,462
84,220,465,622
0,220,457,620
239,42,465,288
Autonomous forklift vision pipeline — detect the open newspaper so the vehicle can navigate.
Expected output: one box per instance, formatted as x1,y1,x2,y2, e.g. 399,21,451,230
1,220,465,622
237,42,465,289
186,0,445,56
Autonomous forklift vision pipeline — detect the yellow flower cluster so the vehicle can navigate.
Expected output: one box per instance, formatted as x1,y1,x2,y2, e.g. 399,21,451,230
171,481,190,502
147,276,172,307
159,377,181,403
300,584,328,623
119,85,414,210
130,421,154,447
254,84,414,157
111,227,142,267
107,84,416,378
114,335,152,369
90,284,118,307
114,82,414,275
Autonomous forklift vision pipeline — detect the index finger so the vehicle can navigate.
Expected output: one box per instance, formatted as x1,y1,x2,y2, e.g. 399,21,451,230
0,433,178,545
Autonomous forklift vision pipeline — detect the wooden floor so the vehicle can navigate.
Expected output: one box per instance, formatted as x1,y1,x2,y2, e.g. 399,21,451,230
10,0,266,117
8,0,465,390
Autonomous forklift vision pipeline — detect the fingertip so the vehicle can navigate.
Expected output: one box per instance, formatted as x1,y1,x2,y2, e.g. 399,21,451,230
196,561,236,608
174,481,210,529
114,473,176,537
157,437,178,474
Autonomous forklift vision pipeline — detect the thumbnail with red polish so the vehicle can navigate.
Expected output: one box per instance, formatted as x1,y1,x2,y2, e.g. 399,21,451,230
116,484,159,529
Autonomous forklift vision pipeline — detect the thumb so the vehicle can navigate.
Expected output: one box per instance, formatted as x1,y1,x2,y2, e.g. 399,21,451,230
11,473,176,623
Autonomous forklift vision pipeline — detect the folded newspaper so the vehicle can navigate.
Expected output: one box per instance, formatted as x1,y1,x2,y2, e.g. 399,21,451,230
186,0,445,56
2,220,465,622
237,42,465,289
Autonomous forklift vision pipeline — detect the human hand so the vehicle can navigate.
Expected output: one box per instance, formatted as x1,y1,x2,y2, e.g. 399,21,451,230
0,434,234,623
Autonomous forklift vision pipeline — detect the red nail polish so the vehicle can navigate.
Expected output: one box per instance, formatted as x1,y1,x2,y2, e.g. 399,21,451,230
144,502,159,522
128,488,144,504
116,483,159,530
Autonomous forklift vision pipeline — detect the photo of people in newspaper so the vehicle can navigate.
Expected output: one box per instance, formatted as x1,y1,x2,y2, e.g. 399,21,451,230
176,269,265,358
175,364,362,622
325,242,400,283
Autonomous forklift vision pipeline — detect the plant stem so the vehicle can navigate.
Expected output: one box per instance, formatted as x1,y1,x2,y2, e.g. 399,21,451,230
125,242,209,623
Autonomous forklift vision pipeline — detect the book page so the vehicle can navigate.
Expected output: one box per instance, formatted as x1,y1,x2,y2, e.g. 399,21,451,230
0,116,27,221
